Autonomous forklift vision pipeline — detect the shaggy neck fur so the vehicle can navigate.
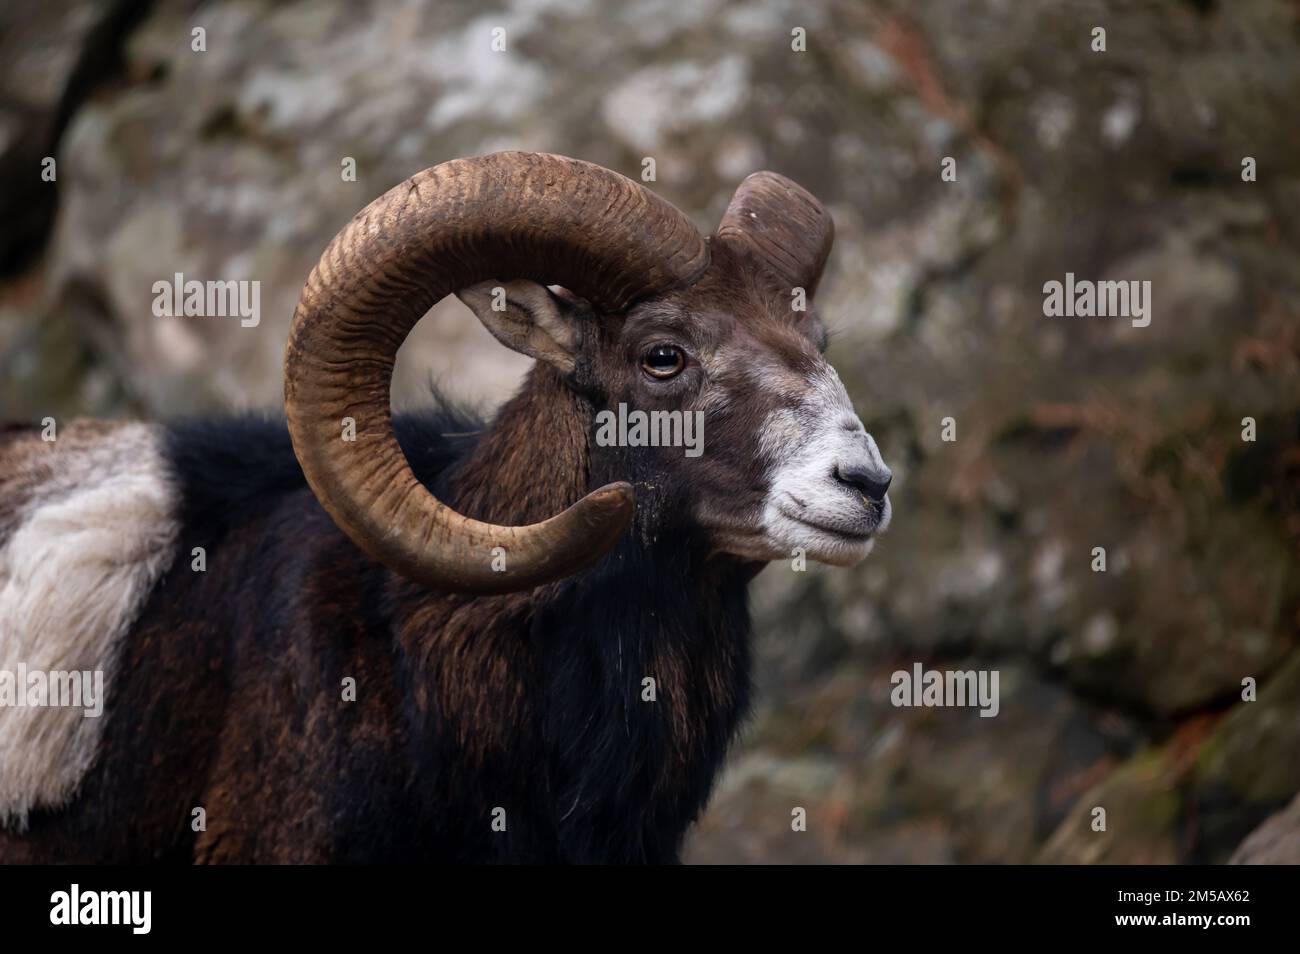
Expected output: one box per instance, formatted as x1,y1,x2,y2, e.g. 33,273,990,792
389,366,754,862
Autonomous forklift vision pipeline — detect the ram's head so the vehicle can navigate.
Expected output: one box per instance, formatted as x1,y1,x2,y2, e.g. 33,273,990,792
285,152,892,593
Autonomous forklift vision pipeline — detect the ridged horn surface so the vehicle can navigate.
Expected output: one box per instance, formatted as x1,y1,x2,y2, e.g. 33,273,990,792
284,152,709,594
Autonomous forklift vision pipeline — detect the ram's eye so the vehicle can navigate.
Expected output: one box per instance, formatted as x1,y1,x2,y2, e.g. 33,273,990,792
642,344,686,379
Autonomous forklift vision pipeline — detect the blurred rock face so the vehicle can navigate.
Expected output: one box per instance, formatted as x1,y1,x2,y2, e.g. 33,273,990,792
1,0,1298,863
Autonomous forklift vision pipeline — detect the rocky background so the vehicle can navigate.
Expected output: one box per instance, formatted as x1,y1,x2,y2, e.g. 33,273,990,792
2,0,1297,863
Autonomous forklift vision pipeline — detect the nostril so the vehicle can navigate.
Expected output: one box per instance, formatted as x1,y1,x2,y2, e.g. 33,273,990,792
835,462,892,504
872,470,893,501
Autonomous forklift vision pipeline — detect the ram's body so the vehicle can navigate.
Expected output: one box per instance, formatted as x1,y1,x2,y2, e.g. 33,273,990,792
0,153,893,864
0,373,751,863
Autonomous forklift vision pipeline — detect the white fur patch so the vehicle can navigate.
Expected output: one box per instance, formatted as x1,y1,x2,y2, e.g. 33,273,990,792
0,422,178,828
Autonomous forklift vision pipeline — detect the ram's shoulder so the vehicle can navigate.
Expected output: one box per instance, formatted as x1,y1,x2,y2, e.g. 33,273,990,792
161,407,484,529
162,414,302,528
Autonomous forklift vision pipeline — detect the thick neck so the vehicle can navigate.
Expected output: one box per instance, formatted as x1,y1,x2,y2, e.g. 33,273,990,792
391,364,754,859
448,364,593,528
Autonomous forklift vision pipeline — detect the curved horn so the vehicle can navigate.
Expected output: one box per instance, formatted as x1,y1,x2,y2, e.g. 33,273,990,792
715,171,833,296
284,152,708,594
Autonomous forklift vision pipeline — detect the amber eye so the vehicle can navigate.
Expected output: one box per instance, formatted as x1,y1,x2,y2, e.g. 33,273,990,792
642,344,686,379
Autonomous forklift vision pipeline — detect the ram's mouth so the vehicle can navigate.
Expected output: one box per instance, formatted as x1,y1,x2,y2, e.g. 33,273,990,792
775,506,877,542
777,488,887,538
763,491,888,567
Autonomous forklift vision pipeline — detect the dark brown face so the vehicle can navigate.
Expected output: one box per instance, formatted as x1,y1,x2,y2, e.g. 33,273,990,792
576,243,893,566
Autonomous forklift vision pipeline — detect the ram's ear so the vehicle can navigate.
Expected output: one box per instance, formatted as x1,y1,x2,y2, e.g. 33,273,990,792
457,279,581,375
